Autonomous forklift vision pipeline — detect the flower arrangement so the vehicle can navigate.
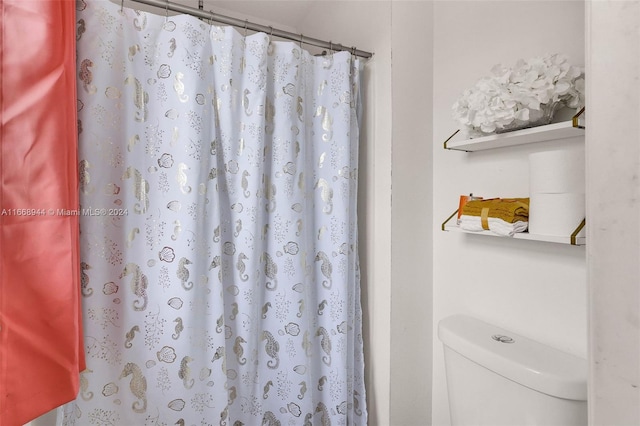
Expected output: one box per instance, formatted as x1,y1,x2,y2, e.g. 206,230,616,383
452,53,585,138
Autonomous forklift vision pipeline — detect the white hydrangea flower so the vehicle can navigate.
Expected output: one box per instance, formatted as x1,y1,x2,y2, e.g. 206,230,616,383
452,53,585,138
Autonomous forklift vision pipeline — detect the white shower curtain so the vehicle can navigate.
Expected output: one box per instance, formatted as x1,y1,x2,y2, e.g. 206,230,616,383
65,1,366,424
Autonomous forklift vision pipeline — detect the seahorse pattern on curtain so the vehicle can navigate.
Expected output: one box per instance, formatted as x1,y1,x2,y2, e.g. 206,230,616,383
67,0,366,424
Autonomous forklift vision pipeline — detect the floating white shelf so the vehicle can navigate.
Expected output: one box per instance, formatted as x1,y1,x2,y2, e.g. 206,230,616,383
442,222,586,246
444,120,585,152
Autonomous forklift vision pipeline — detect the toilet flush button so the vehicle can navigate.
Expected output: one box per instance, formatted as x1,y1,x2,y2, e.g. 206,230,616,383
492,334,515,344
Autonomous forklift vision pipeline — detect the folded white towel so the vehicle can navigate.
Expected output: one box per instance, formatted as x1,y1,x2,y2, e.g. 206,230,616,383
458,214,528,237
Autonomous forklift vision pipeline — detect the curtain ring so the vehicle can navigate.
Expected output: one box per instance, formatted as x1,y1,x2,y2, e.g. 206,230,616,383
269,26,273,37
299,33,303,48
120,0,124,12
329,41,333,54
351,46,357,56
244,20,248,37
208,10,213,26
165,0,169,22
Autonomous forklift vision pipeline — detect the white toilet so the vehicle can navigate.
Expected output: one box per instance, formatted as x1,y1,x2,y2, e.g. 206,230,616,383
438,315,588,426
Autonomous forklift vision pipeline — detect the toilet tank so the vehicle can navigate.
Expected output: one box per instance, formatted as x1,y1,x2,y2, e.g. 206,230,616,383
438,315,587,426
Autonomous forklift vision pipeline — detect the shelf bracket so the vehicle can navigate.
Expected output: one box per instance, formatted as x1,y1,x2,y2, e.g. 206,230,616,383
443,130,463,151
441,209,459,231
572,107,586,129
570,218,586,246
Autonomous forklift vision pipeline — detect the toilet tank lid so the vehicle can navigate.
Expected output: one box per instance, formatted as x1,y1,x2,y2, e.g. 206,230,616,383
438,315,587,401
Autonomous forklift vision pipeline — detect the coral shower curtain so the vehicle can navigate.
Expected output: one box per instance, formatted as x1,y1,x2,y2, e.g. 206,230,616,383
66,0,366,424
0,1,84,425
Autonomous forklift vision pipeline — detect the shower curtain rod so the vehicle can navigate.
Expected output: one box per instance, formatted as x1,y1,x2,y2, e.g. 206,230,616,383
127,0,374,59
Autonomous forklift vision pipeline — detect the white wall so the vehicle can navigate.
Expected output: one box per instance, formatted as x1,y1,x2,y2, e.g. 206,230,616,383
390,2,434,425
432,2,586,425
586,2,640,424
